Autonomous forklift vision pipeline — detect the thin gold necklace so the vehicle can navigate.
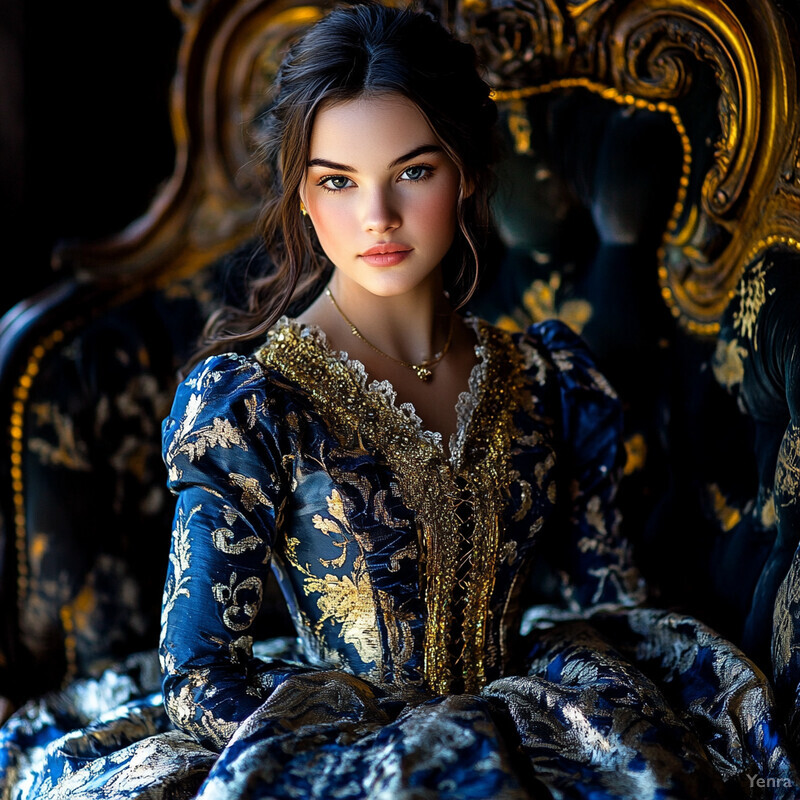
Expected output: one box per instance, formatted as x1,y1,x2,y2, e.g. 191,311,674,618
325,288,454,382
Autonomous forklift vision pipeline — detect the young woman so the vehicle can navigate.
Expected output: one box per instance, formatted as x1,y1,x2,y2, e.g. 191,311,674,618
1,3,797,799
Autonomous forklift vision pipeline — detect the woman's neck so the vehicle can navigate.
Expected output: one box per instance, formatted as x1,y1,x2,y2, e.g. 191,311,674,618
302,274,453,368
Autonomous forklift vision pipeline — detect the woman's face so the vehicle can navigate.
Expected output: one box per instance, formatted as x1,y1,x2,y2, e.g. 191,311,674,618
301,93,462,300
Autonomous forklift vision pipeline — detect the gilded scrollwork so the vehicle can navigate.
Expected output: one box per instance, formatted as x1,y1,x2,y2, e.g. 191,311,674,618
59,0,800,335
452,0,798,333
457,0,568,85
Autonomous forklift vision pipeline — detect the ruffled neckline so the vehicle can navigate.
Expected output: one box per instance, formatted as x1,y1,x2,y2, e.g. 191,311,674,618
262,314,491,465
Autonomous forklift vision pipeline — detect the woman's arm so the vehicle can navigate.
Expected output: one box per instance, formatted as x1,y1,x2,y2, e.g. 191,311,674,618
533,320,647,614
159,354,303,750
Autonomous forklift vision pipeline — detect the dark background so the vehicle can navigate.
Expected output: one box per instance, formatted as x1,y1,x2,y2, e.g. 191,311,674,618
3,0,800,321
0,1,182,317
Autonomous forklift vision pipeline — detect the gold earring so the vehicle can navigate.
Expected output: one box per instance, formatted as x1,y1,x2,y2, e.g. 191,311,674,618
300,200,308,216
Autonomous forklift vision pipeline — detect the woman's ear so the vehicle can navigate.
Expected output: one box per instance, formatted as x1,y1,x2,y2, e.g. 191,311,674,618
461,178,475,199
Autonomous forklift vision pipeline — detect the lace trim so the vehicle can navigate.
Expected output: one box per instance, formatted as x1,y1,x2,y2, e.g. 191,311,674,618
450,315,489,468
255,317,526,693
266,316,490,459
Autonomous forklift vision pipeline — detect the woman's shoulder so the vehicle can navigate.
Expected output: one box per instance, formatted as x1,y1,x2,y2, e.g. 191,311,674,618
162,348,295,487
511,317,593,364
478,316,618,401
163,330,305,444
163,353,263,450
171,351,271,418
177,317,314,401
182,350,266,391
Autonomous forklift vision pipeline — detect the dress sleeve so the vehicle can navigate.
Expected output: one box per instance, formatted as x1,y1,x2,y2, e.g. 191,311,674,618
159,353,302,751
532,319,647,614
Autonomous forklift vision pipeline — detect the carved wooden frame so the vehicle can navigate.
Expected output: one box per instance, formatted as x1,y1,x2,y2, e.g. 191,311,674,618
452,0,800,334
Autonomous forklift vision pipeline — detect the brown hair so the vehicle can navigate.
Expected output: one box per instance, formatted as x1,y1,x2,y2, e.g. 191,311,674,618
199,1,498,359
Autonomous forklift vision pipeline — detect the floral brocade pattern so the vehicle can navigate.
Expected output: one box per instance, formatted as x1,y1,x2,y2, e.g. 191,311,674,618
152,314,647,753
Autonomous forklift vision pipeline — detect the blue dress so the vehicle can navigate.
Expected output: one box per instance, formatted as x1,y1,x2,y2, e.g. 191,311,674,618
1,317,797,799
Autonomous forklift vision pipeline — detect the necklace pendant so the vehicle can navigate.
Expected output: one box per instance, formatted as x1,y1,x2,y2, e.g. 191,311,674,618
415,366,433,381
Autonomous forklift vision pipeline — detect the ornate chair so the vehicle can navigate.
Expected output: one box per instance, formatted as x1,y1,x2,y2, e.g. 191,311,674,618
1,0,799,748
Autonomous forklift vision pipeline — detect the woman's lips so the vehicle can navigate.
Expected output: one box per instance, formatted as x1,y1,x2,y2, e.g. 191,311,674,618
359,244,413,266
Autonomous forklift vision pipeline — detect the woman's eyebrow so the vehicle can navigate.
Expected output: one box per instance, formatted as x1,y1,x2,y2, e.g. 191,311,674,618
307,144,443,172
387,144,442,168
307,157,355,171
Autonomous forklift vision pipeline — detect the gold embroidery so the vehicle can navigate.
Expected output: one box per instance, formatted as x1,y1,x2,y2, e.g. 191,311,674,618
389,542,418,571
776,424,800,508
774,555,800,674
160,503,196,673
211,526,267,559
228,635,254,665
516,338,548,386
712,338,747,390
165,667,237,747
587,368,617,400
552,349,575,373
257,319,528,693
732,259,775,346
501,540,517,565
244,393,259,428
228,472,273,512
313,490,351,569
285,491,383,671
707,483,743,532
164,372,263,482
301,557,382,669
212,571,263,632
511,477,532,522
456,326,530,690
534,454,555,489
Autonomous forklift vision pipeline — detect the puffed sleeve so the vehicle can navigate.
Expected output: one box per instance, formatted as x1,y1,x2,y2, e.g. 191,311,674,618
159,353,302,751
533,319,646,613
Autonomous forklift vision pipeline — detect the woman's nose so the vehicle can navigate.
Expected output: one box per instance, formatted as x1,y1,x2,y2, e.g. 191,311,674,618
362,189,401,234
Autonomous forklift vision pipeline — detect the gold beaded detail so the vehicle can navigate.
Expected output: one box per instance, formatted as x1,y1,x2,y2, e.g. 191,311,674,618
10,328,66,607
744,234,800,266
9,326,85,684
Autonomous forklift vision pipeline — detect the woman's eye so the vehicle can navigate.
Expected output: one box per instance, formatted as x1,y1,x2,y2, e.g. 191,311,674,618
319,175,354,191
400,165,432,182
